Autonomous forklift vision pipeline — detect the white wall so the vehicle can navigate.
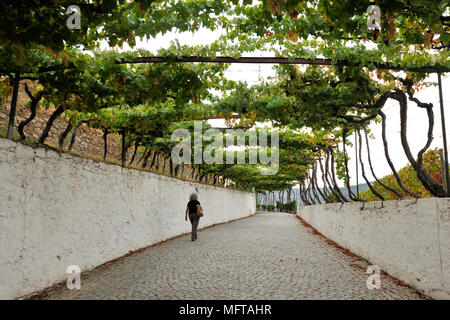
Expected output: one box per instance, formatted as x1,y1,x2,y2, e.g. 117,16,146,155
297,199,450,299
0,138,255,299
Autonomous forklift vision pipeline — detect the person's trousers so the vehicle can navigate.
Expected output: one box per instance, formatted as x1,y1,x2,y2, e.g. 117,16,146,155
189,213,200,240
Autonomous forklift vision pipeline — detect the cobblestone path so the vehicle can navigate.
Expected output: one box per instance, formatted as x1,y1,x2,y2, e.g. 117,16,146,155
43,213,422,300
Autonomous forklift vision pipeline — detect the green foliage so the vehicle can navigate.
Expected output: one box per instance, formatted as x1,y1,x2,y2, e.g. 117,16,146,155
1,1,447,195
276,200,297,213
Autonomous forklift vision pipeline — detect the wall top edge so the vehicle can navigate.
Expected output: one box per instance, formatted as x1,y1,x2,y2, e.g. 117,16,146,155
297,198,450,210
0,138,255,196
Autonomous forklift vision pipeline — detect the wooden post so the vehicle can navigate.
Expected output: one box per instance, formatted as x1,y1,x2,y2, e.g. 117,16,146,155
355,128,359,198
120,128,126,167
7,72,20,140
438,72,450,197
440,149,448,194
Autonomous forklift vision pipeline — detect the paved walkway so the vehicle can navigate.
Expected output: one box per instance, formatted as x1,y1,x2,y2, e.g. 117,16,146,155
43,213,422,300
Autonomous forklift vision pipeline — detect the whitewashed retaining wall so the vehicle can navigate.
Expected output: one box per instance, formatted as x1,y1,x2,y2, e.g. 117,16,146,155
0,139,255,299
297,200,450,299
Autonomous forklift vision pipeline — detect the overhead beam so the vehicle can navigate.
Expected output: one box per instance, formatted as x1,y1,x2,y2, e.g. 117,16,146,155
2,56,449,75
121,56,449,73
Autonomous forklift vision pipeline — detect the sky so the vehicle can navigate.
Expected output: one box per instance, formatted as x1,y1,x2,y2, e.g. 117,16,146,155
108,27,450,187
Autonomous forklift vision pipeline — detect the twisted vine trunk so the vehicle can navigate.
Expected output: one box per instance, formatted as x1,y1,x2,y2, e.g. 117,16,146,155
298,184,304,204
19,85,44,140
103,128,108,160
142,149,152,168
323,151,342,202
307,176,318,204
150,150,158,168
328,148,349,202
58,119,73,148
310,163,324,203
342,131,358,201
397,88,445,197
155,153,161,170
137,145,148,164
299,181,310,205
312,161,326,202
304,183,312,205
356,128,385,201
306,176,317,205
129,139,141,165
363,127,402,198
195,168,200,180
169,158,174,177
68,119,94,151
318,157,332,201
38,105,64,144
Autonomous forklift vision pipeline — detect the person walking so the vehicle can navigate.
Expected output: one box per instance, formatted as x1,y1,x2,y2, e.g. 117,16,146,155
185,193,202,241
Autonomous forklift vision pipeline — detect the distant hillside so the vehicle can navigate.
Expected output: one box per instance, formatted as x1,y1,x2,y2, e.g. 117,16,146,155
295,183,369,204
262,183,369,204
339,183,369,199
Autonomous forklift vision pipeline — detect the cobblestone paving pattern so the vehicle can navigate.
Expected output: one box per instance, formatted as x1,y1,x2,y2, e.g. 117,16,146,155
43,213,422,300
